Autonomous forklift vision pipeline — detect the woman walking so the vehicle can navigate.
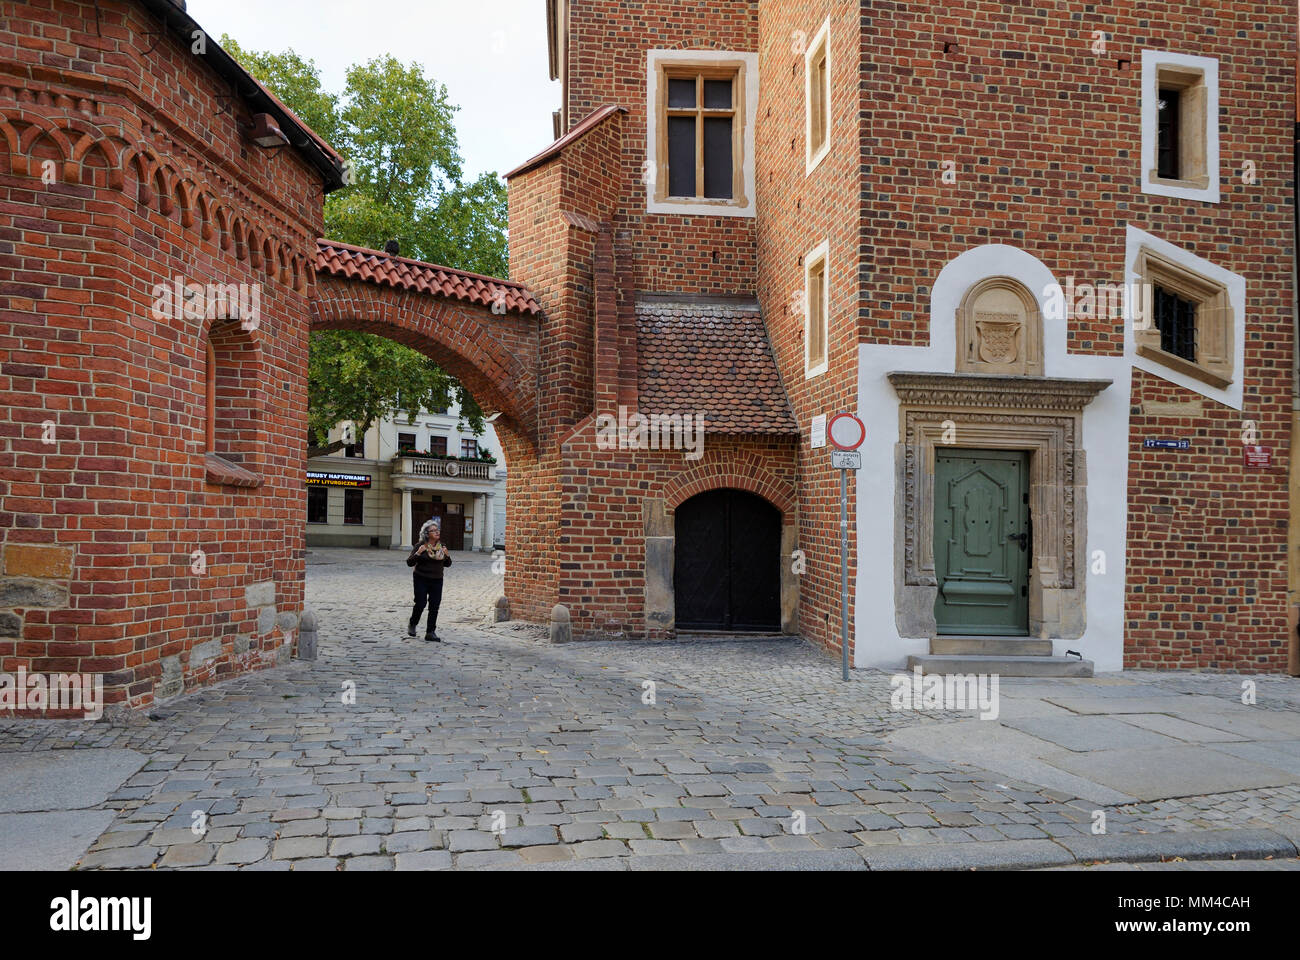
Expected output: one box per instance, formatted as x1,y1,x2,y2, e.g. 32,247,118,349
407,518,452,642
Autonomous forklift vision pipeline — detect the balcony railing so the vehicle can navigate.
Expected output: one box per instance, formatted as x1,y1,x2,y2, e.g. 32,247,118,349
392,456,495,481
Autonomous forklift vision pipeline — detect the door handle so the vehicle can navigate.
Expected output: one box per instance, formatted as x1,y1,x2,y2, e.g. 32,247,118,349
1009,532,1028,552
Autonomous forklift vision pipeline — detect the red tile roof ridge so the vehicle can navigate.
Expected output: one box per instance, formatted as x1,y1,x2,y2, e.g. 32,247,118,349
316,239,532,290
315,239,541,316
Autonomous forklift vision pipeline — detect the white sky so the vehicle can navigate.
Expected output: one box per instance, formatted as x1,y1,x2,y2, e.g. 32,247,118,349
186,0,560,181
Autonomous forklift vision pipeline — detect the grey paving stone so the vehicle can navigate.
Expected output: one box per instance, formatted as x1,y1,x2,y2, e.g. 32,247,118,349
448,830,499,852
272,837,328,860
216,838,269,865
395,850,453,870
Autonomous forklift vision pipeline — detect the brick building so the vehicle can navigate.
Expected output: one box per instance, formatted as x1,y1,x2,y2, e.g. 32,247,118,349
0,0,538,711
524,0,1298,673
2,0,1296,720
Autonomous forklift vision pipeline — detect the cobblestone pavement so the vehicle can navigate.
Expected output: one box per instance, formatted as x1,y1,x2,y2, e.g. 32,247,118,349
2,547,1298,870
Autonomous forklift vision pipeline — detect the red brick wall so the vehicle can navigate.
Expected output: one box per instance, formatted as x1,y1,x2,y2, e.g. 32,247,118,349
0,1,326,709
565,0,760,297
558,427,798,638
754,0,861,657
851,2,1295,669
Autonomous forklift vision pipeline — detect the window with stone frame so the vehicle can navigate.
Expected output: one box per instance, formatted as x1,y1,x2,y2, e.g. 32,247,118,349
805,19,831,174
1134,246,1233,389
1153,65,1208,188
1141,51,1218,203
647,51,755,216
804,241,829,378
397,432,418,453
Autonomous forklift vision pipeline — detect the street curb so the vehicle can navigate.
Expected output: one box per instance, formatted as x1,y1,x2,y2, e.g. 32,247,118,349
860,839,1074,871
627,850,866,871
1053,828,1299,865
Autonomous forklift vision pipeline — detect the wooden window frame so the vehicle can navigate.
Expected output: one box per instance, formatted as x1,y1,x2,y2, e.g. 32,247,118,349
647,51,755,216
1134,245,1233,389
805,18,831,174
804,241,829,378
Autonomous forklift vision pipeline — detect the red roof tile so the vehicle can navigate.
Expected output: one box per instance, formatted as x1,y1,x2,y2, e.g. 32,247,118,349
315,239,541,316
636,300,799,435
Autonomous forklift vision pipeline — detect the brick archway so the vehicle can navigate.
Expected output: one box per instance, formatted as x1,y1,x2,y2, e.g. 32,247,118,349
311,242,542,451
662,458,797,520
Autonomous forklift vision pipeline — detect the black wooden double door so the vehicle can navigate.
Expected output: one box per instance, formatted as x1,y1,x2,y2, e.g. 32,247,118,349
674,489,781,631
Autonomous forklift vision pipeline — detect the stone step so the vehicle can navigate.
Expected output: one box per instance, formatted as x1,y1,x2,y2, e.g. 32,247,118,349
930,636,1053,657
906,654,1094,678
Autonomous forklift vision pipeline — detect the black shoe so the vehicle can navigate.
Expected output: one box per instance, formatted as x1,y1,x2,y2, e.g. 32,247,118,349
424,633,441,643
407,621,417,638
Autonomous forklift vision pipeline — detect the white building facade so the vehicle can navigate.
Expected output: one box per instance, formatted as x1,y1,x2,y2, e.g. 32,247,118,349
306,401,508,551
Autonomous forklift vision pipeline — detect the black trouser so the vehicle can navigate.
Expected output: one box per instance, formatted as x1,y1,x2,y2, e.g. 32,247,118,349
410,575,444,634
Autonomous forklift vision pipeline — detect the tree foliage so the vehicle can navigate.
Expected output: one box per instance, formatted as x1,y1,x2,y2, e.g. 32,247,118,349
222,37,504,454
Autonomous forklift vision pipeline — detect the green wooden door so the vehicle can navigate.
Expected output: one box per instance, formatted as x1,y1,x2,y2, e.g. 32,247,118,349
934,449,1030,635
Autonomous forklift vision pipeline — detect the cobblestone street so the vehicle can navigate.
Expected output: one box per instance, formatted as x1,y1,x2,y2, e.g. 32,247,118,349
3,547,1299,871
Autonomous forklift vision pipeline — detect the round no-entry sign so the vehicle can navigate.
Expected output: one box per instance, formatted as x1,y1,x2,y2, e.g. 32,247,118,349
827,412,866,451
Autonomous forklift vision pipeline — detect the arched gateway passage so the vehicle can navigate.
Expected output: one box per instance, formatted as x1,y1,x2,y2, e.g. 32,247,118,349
312,240,541,452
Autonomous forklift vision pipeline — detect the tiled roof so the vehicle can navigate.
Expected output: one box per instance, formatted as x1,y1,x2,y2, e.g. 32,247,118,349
315,240,541,316
636,300,799,435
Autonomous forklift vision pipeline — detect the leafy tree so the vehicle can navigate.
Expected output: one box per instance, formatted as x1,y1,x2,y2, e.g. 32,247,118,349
222,38,504,455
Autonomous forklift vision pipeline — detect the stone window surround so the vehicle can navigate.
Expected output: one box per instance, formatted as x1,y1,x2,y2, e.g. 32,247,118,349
888,372,1111,641
645,49,758,218
804,239,829,378
1133,244,1233,390
804,17,831,175
1140,50,1219,204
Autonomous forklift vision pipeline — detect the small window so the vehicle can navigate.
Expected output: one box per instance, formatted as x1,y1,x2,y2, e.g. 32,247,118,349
1142,51,1218,202
446,502,463,515
663,71,734,200
647,51,756,216
307,487,328,524
343,488,364,525
1152,285,1196,362
805,19,831,173
429,436,448,456
397,432,417,453
461,439,479,459
805,242,829,378
1134,245,1232,389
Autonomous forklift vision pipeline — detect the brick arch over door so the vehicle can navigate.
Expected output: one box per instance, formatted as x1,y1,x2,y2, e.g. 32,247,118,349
663,458,797,521
311,276,541,451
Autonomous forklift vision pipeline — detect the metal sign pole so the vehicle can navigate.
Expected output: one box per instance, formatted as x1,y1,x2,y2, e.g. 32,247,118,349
827,412,864,683
840,466,849,682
